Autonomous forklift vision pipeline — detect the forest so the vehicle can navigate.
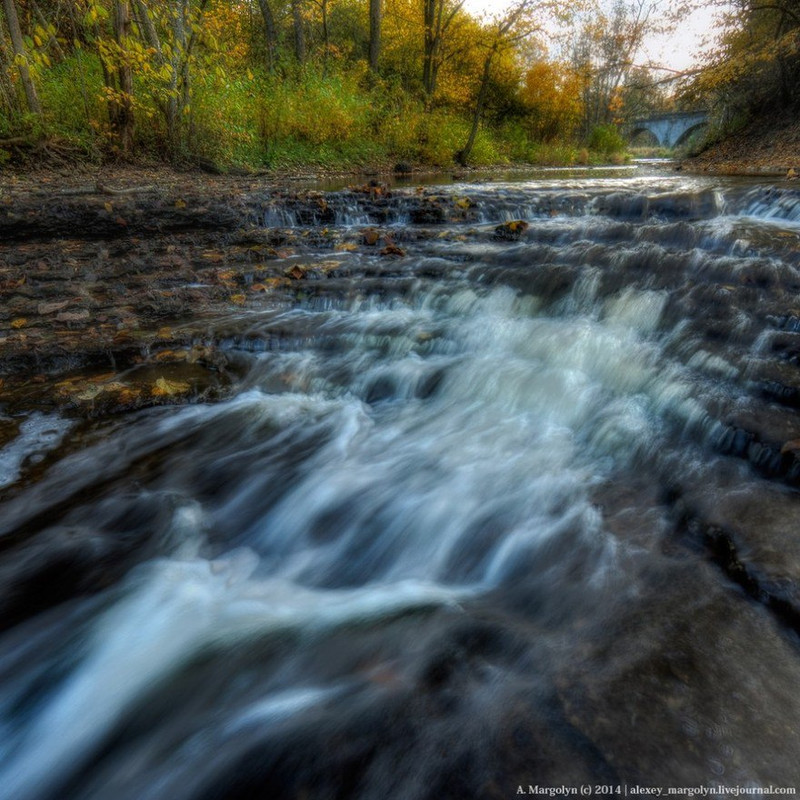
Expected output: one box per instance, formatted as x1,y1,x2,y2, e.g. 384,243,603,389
0,0,799,170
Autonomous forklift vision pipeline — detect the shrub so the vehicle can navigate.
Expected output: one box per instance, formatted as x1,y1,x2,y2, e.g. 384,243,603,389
588,124,626,156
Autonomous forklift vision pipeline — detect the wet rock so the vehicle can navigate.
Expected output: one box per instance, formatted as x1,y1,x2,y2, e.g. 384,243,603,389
409,202,446,225
379,243,405,258
362,228,381,246
492,220,529,241
37,300,72,315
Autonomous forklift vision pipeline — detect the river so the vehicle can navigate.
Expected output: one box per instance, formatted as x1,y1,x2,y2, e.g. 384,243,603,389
1,166,800,797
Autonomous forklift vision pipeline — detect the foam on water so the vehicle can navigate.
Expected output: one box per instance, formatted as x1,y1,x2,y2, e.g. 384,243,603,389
0,413,74,489
3,174,800,797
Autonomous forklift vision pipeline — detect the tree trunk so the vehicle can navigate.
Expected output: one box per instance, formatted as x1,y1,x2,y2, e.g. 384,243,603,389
0,27,19,112
368,0,381,72
2,0,42,115
112,0,135,156
458,46,494,165
422,0,435,96
132,0,161,54
256,0,278,71
291,0,305,64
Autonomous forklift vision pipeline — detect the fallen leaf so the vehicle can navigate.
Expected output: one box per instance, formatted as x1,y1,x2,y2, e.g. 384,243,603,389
11,318,27,329
175,198,187,208
286,265,306,280
152,377,191,397
104,201,113,213
335,242,358,252
230,293,247,305
155,349,188,362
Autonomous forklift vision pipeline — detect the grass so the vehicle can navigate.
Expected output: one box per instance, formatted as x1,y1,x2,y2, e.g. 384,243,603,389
2,56,631,171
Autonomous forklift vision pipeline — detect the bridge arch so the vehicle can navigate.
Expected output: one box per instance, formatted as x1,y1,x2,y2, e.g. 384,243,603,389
673,121,708,148
626,112,709,149
629,126,660,146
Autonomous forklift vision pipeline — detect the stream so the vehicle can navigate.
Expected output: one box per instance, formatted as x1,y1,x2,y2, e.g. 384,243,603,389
2,167,800,797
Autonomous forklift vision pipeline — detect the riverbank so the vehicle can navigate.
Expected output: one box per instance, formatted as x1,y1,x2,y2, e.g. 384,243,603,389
682,112,800,176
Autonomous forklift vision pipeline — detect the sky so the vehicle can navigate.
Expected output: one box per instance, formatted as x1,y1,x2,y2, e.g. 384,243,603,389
461,0,725,73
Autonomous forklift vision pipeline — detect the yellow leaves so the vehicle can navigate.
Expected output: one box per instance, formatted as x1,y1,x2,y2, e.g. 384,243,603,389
521,59,583,141
11,318,27,329
229,293,247,305
174,199,187,209
152,377,191,398
55,374,143,406
104,201,113,213
335,242,359,252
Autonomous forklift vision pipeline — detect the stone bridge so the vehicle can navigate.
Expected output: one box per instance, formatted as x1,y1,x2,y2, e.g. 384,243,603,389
627,111,709,148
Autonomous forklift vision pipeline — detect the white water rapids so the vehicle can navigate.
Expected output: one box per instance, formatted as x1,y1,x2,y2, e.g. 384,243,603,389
2,171,800,797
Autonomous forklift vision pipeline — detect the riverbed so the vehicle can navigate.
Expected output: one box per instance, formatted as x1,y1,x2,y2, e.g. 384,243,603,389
1,166,800,797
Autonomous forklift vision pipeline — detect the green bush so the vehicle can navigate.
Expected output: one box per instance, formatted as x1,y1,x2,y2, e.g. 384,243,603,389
587,124,626,156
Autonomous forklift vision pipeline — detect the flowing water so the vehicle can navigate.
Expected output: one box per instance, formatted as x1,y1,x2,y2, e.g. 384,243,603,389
2,169,800,797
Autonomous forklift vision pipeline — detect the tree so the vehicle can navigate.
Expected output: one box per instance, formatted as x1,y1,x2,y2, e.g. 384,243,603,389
570,0,656,137
111,0,135,155
458,0,538,164
256,0,278,70
521,59,583,141
292,0,306,63
2,0,42,115
369,0,381,71
422,0,464,98
687,0,800,125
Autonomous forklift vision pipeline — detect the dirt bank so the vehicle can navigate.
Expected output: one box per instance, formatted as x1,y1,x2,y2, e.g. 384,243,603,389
682,112,800,176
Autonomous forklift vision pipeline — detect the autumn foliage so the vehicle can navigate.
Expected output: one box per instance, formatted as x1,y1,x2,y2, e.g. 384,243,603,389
0,0,654,168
